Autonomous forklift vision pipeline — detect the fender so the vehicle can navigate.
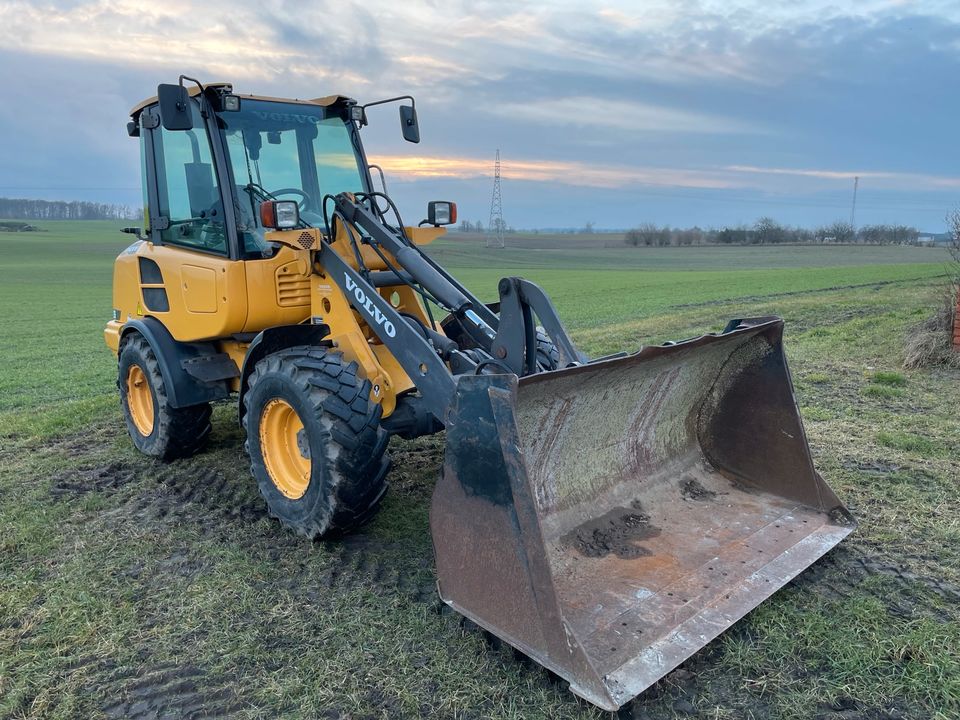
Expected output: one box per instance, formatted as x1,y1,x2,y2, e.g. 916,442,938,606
120,317,232,408
237,323,332,423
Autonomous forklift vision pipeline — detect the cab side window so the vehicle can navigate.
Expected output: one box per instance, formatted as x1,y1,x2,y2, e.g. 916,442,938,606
152,101,226,254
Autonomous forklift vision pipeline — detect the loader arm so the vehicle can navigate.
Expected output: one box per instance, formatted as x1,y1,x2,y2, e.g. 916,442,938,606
320,193,585,422
316,242,457,422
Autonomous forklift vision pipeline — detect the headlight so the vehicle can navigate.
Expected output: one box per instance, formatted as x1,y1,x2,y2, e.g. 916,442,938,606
259,200,300,230
427,201,457,226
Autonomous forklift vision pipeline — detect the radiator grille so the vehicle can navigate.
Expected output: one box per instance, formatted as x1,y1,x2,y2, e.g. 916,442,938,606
276,270,311,307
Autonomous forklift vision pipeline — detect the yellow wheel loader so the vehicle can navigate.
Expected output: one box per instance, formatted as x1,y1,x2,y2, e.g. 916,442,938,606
105,76,855,711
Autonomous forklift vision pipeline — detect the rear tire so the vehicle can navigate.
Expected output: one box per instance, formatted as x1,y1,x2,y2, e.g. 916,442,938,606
118,333,212,460
243,346,390,538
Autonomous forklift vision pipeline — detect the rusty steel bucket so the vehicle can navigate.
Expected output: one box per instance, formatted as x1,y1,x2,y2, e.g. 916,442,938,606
430,317,854,711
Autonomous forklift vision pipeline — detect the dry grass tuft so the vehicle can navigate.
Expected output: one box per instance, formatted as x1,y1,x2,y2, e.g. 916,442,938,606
903,285,960,370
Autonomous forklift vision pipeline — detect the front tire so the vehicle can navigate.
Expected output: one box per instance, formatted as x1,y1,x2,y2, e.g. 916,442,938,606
118,333,212,460
535,329,560,371
243,346,390,538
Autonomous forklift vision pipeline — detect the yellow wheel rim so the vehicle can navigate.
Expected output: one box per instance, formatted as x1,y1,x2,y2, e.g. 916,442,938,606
259,398,311,499
126,364,155,436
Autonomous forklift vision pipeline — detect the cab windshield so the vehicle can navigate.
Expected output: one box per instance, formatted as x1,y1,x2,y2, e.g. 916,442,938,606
220,99,367,255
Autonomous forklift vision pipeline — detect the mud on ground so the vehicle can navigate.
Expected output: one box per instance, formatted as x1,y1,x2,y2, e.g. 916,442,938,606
2,287,959,719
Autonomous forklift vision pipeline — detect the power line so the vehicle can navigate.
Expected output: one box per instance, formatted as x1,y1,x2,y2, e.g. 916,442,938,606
850,176,859,228
486,149,505,249
484,172,948,212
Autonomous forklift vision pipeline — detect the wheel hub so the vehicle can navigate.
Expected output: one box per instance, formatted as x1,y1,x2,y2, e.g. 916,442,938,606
126,363,155,436
259,398,311,499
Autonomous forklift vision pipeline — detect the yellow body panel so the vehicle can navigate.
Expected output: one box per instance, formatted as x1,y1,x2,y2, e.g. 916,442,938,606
105,243,141,352
181,265,219,313
109,242,248,342
218,339,250,393
404,226,445,246
242,245,312,332
107,223,449,418
110,241,319,346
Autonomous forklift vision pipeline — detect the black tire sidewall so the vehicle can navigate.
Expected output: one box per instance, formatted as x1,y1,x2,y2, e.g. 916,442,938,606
245,370,333,528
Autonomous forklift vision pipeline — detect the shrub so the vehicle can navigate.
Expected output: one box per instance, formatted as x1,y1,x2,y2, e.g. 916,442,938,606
903,286,959,370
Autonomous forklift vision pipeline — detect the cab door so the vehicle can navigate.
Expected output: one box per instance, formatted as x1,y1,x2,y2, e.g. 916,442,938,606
138,101,248,342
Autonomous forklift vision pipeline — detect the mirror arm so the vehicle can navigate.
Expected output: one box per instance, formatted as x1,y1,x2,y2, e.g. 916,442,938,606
121,227,148,242
179,75,205,94
179,75,209,118
361,95,415,114
359,95,416,128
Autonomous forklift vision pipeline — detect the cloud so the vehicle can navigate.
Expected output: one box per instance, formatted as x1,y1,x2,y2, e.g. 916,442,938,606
491,96,764,135
372,153,960,193
725,165,960,189
374,153,733,188
1,1,960,228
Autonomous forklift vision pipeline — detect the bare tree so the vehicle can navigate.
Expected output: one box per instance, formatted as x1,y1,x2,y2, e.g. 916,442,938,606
624,223,666,247
0,197,139,220
754,217,785,244
815,221,855,244
950,209,960,270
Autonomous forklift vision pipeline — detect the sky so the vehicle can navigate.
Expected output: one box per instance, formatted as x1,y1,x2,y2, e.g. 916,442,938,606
1,1,959,230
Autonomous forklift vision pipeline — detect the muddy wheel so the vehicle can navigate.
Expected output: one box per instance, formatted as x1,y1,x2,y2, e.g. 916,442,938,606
243,346,390,538
118,333,212,460
535,329,560,371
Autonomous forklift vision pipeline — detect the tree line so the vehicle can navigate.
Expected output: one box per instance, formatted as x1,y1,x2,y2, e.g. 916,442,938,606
0,197,139,221
624,218,921,247
456,219,517,234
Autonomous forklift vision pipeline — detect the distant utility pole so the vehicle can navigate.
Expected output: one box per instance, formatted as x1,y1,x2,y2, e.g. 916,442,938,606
486,149,505,249
850,175,859,229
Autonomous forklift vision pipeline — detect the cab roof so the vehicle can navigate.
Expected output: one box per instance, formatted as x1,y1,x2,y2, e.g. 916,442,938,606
129,83,353,120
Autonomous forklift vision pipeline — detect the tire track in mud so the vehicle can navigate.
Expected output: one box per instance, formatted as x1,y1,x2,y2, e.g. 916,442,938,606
81,459,270,531
671,274,946,312
791,544,960,620
95,663,243,719
316,534,438,604
35,433,442,719
58,454,440,606
50,462,138,496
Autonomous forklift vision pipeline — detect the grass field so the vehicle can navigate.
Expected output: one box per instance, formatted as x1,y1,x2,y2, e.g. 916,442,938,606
1,221,958,719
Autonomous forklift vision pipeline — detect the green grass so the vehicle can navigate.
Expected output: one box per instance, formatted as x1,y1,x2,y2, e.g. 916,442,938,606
864,384,906,399
1,221,959,719
433,233,954,270
0,220,126,427
876,430,942,457
871,371,907,386
720,593,960,718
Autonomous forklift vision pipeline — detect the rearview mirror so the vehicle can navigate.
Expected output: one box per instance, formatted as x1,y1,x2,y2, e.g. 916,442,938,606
400,105,420,144
157,83,193,131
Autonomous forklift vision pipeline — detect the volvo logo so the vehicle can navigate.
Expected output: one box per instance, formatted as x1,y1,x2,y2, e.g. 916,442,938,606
251,110,321,125
344,274,397,338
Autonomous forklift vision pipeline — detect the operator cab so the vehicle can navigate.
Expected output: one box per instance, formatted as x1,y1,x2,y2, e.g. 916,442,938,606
127,82,375,261
220,98,368,256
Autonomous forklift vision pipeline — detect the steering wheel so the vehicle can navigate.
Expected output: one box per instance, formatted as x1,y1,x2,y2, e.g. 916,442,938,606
270,188,312,212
